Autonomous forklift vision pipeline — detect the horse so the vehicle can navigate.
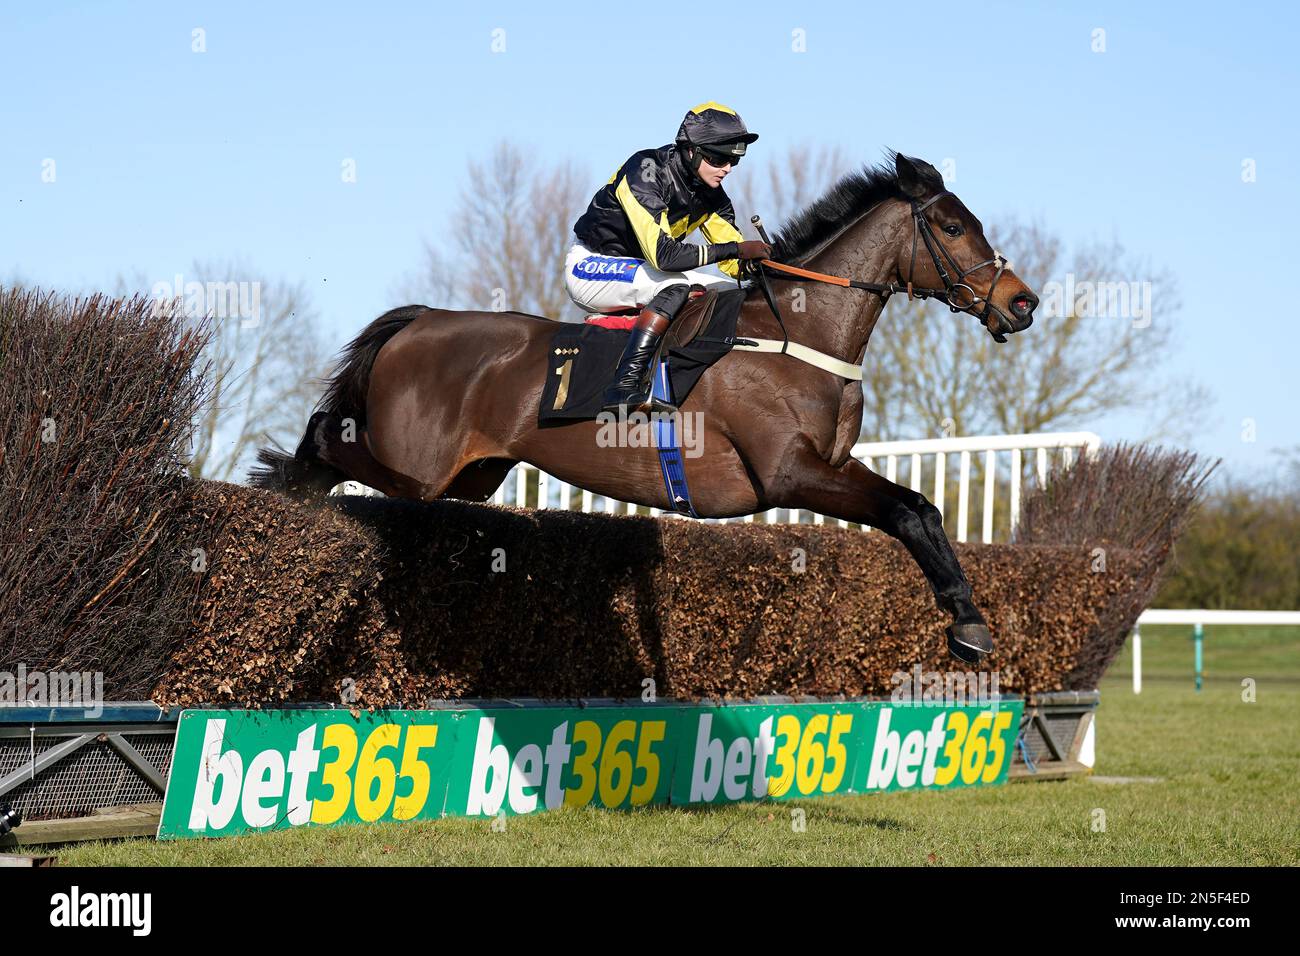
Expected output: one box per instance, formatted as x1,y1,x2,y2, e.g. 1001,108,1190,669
251,153,1039,663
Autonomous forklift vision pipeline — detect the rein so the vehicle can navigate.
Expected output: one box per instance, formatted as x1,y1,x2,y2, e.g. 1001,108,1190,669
752,193,1012,343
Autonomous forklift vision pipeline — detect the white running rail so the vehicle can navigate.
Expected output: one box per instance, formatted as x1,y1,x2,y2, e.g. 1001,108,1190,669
1129,610,1300,694
335,431,1103,542
844,431,1101,541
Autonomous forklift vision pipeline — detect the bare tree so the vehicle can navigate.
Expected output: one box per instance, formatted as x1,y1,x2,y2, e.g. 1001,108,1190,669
733,151,1208,445
118,262,332,481
189,264,332,481
403,142,588,319
860,219,1211,444
731,144,852,237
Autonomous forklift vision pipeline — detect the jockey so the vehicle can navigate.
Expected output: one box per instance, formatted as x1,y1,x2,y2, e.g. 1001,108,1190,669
567,101,773,414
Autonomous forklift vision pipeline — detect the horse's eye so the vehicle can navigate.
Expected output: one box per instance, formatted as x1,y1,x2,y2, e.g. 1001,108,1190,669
944,224,963,238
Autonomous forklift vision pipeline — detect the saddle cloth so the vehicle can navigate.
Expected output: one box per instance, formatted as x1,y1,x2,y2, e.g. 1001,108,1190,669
538,288,746,423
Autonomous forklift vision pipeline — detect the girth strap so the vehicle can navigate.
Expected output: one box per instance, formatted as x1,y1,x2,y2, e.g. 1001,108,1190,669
650,359,699,517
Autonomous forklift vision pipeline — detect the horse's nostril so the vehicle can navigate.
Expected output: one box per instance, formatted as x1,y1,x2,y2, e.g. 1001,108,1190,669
1011,293,1037,317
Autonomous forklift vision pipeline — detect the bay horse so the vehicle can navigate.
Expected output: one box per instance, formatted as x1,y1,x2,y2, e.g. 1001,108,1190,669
252,153,1039,662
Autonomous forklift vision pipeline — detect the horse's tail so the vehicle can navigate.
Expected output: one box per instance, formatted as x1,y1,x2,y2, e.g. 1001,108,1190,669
248,305,429,496
314,304,430,426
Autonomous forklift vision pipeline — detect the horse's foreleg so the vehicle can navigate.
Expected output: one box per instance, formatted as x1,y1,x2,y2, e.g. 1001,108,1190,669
767,447,993,663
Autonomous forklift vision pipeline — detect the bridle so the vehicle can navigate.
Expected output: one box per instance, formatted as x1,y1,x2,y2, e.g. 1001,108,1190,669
751,191,1015,345
905,192,1009,336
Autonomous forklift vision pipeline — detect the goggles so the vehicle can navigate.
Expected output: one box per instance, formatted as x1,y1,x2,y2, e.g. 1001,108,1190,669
696,143,744,167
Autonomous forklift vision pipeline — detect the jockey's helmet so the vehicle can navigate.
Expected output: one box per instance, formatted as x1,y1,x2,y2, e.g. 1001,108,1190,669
675,102,759,172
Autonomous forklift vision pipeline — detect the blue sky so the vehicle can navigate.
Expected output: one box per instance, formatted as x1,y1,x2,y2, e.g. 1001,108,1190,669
2,1,1297,483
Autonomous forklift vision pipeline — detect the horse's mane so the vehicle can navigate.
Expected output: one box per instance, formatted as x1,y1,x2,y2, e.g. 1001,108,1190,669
769,154,938,265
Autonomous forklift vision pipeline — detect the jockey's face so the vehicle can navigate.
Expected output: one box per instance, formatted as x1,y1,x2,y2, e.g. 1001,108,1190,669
693,149,732,188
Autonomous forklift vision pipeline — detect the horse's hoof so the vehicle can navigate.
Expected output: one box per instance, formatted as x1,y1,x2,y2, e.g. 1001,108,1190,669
946,623,993,664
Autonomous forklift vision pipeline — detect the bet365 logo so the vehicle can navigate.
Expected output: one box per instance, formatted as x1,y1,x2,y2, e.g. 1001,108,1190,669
465,716,668,815
687,710,856,802
187,717,442,831
865,707,1015,790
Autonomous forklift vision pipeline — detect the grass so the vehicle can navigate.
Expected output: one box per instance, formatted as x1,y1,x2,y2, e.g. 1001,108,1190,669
31,625,1300,866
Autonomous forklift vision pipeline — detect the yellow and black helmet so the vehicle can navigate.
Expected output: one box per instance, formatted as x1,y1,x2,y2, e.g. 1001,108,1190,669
674,101,759,162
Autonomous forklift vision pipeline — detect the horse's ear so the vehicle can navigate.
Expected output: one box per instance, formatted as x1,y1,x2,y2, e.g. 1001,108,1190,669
894,153,943,200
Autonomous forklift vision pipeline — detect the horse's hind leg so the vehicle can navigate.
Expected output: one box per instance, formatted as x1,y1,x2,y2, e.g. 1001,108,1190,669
765,444,992,663
311,412,444,500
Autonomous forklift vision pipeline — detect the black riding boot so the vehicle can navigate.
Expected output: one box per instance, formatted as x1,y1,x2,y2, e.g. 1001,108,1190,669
601,313,676,415
601,284,690,415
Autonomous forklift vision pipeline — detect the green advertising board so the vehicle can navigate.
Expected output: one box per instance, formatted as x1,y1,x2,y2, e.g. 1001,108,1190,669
851,701,1020,792
668,702,861,804
159,709,459,838
440,707,676,817
159,698,1023,839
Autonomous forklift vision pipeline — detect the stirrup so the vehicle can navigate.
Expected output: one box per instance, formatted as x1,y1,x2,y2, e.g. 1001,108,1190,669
640,395,679,417
601,389,677,417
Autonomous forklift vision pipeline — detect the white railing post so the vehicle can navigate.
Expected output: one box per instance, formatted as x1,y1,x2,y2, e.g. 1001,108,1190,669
1009,447,1022,536
515,465,528,508
1132,624,1142,695
537,470,550,510
982,449,995,544
957,450,971,542
1194,621,1204,693
934,451,946,517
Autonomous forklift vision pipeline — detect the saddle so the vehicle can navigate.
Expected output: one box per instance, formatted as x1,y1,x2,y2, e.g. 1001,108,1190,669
664,287,718,350
578,287,717,350
538,288,746,423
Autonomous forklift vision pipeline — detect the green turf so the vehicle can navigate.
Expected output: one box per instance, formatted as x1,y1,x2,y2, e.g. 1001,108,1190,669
29,625,1300,866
